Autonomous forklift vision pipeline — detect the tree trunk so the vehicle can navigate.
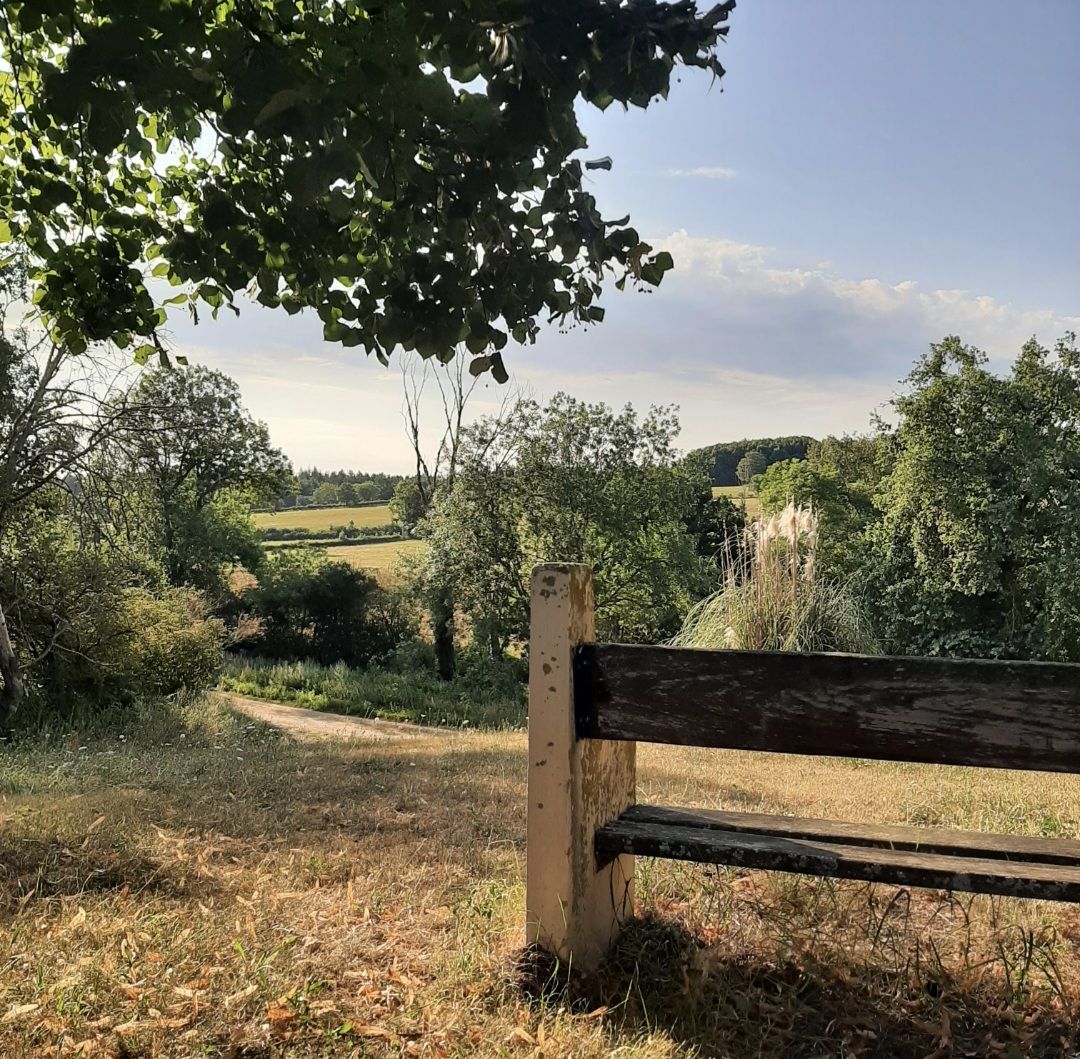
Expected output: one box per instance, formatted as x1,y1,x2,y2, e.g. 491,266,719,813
431,592,455,682
0,597,25,736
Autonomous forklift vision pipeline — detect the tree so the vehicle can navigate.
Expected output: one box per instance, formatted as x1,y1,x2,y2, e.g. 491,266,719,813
690,436,815,486
808,433,891,495
428,394,708,649
311,481,340,506
113,365,291,590
865,334,1080,661
389,479,425,537
0,2,734,373
0,258,134,729
398,349,500,678
736,450,767,487
352,481,380,502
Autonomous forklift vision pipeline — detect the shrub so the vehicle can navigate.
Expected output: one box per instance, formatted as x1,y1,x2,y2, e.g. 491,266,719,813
240,549,411,667
113,588,225,699
672,504,877,654
3,520,224,724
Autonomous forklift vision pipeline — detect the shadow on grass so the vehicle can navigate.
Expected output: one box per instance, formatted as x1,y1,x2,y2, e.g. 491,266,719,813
514,916,1078,1059
0,836,210,924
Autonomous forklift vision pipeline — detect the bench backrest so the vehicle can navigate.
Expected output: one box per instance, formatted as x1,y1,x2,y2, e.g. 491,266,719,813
574,644,1080,774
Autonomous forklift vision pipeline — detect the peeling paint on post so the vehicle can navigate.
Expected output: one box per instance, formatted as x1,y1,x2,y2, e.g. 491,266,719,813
525,563,635,971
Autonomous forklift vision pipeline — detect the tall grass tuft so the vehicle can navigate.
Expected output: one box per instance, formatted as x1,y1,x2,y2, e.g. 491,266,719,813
671,502,877,653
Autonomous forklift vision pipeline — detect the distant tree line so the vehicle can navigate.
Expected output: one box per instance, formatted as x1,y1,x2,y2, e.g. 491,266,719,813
691,436,815,486
272,469,407,509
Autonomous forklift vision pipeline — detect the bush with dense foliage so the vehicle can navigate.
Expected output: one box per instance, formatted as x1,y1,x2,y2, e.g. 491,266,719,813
109,588,226,700
863,334,1080,661
238,549,412,668
2,503,224,724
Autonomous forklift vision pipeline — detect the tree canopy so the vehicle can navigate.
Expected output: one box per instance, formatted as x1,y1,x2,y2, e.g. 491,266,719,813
865,334,1080,661
0,1,734,374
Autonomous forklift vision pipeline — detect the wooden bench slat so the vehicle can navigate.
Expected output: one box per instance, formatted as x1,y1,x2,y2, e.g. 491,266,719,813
622,805,1080,865
596,817,1080,902
577,644,1080,773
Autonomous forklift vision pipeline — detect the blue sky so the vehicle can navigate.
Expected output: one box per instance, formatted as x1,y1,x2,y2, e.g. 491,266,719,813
173,0,1080,472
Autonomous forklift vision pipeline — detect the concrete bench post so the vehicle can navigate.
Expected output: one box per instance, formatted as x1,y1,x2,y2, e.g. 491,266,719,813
525,563,636,971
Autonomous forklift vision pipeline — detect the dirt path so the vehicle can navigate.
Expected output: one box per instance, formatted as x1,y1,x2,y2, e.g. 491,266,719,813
216,691,445,742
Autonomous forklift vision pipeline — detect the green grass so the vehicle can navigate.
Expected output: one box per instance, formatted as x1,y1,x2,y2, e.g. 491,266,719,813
220,654,525,729
254,504,393,532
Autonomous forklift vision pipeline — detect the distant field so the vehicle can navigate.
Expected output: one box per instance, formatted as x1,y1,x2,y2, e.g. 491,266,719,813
262,538,424,573
254,504,393,531
327,539,424,571
713,484,762,518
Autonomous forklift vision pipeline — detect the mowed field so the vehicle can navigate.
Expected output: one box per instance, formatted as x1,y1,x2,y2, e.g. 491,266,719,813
254,504,393,532
254,504,418,573
4,696,1080,1058
325,539,425,572
712,484,762,518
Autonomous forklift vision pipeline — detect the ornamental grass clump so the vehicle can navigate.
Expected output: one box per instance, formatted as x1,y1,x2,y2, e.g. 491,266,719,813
671,502,877,654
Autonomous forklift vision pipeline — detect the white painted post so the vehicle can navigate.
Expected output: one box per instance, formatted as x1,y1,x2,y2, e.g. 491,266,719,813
525,563,636,971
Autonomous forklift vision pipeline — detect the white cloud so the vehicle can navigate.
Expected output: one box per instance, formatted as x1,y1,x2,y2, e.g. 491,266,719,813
666,165,738,180
164,227,1078,468
653,229,1080,367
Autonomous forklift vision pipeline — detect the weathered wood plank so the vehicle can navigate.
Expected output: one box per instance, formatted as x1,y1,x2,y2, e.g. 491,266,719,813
622,805,1080,865
576,644,1080,773
595,818,1080,902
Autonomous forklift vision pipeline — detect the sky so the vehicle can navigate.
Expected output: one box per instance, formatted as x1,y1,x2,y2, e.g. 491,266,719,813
169,0,1080,473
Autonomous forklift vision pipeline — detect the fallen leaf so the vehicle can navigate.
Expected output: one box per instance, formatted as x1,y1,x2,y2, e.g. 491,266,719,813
267,1000,297,1033
2,1003,40,1024
356,1024,396,1039
225,984,258,1008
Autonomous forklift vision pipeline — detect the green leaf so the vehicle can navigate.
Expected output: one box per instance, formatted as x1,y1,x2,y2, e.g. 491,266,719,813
133,343,155,365
0,220,11,244
254,86,312,126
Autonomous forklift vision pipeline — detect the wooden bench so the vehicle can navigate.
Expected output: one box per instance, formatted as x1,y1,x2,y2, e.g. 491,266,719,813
525,563,1080,971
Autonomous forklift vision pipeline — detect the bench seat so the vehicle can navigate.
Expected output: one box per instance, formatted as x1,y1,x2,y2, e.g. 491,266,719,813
596,805,1080,903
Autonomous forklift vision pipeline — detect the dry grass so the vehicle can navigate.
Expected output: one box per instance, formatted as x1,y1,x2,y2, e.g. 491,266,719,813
712,484,761,519
326,539,425,573
259,539,424,573
3,698,1080,1058
673,503,876,653
253,505,394,532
